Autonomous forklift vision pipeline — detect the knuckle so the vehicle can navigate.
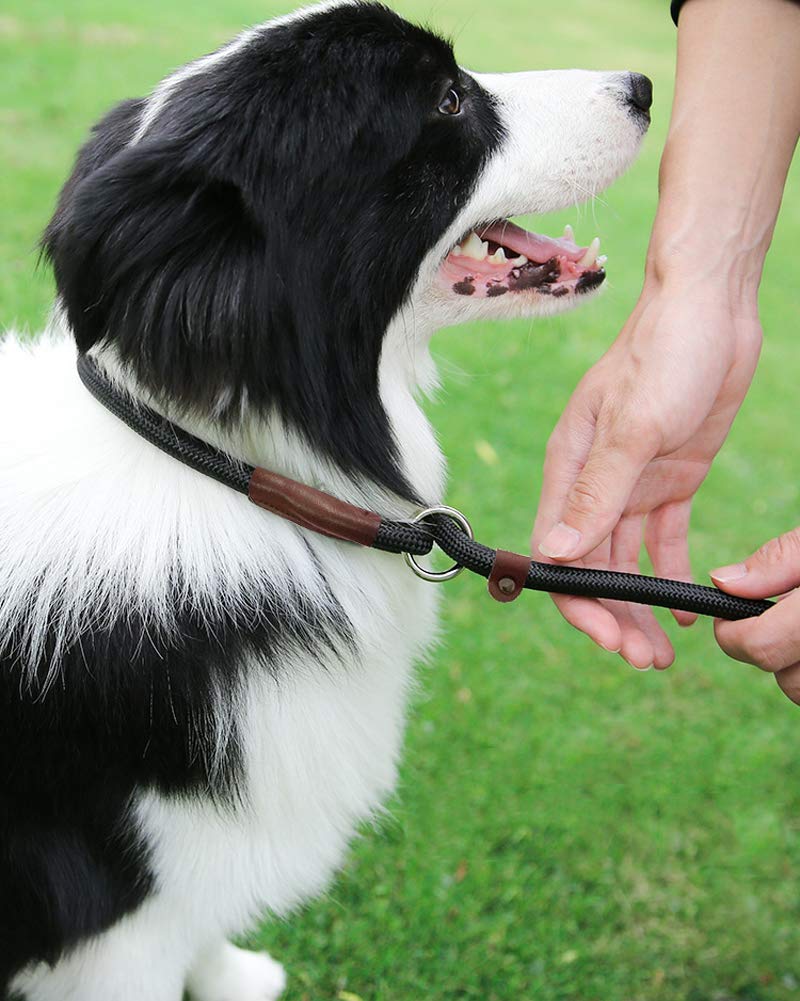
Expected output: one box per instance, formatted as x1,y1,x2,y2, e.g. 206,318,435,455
747,635,787,674
602,413,660,455
718,611,800,674
754,531,800,570
566,477,604,519
777,672,800,707
575,368,603,396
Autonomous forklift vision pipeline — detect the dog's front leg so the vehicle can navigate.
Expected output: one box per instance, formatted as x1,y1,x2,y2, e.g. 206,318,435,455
186,941,286,1001
10,917,189,1001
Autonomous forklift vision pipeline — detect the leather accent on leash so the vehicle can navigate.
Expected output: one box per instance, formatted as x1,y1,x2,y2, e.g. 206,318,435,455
248,467,381,547
76,354,774,622
488,550,532,603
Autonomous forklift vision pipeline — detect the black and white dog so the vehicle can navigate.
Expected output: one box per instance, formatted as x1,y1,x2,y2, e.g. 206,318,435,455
0,2,650,997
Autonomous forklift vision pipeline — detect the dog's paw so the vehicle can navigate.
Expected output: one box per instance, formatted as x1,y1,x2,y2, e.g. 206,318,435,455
187,943,286,1001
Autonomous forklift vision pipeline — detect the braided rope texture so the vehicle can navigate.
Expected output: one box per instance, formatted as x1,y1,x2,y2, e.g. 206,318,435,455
78,355,253,493
429,517,773,622
373,520,433,555
78,356,772,622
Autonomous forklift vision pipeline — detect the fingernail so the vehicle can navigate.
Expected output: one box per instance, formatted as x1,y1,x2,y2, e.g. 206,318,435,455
709,563,748,583
601,643,622,653
539,522,582,560
633,663,653,673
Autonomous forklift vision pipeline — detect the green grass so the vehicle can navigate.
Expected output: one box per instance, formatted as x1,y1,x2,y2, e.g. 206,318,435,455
3,2,800,999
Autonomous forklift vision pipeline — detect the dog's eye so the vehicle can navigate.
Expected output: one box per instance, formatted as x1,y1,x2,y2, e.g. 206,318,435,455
438,89,461,116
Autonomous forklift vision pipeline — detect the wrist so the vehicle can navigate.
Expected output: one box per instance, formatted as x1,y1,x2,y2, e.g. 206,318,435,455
644,199,767,309
631,262,764,374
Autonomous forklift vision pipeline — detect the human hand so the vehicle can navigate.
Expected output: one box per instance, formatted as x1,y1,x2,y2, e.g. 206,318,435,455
712,530,800,706
531,277,762,670
528,0,800,672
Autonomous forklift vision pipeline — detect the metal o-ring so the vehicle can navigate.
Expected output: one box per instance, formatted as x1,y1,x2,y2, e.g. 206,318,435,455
403,505,474,582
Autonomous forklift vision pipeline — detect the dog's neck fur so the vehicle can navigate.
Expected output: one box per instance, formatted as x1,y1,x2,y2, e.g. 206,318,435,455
68,304,447,520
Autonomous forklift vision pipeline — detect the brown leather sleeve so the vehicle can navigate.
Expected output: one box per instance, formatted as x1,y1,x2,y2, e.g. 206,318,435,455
248,467,381,547
488,549,532,603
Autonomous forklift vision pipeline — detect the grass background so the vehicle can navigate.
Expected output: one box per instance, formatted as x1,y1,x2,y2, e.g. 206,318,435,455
3,2,800,999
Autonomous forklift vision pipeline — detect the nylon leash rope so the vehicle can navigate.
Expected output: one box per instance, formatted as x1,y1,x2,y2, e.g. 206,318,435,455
77,355,773,622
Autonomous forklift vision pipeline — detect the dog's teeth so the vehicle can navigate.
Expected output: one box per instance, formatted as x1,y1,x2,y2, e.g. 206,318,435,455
488,247,507,264
461,232,489,260
509,254,528,266
597,254,608,266
579,237,601,268
563,224,575,242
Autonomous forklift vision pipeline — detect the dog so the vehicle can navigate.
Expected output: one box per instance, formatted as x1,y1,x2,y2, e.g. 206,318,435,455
0,2,650,997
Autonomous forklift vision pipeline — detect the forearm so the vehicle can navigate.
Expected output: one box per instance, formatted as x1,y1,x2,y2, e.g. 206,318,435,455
650,0,800,301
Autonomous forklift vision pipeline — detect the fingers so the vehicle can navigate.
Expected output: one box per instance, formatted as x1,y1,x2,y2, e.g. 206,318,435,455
532,395,622,652
542,515,675,671
608,515,675,670
538,416,658,562
712,528,800,709
532,398,597,558
645,500,698,628
543,536,624,653
714,589,800,674
602,598,675,670
775,663,800,706
716,596,800,707
710,526,800,598
549,593,623,653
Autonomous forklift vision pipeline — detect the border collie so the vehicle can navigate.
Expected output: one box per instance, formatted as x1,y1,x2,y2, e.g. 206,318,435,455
0,3,650,997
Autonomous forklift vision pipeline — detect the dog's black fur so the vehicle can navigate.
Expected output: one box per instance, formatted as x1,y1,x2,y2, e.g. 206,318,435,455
2,4,503,995
43,3,503,498
0,581,352,993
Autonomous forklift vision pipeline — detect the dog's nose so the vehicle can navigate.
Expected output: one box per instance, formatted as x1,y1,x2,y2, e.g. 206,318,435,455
626,72,653,115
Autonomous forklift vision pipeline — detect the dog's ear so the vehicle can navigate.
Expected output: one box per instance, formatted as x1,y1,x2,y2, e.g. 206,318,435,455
41,135,418,498
42,136,275,413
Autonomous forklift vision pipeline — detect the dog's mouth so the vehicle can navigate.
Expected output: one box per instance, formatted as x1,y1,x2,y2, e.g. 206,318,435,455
439,219,606,300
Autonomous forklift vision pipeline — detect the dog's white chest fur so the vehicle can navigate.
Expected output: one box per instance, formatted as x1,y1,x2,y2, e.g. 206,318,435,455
135,534,440,937
136,605,429,934
3,328,446,1001
1,331,440,956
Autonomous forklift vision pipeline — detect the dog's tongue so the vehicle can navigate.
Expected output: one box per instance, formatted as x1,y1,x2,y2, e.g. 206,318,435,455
478,220,586,263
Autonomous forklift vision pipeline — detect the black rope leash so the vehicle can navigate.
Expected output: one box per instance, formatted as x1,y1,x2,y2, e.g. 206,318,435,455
429,516,772,620
77,355,773,622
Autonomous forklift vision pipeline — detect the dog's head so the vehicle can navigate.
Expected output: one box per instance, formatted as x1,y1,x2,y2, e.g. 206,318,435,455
44,0,650,497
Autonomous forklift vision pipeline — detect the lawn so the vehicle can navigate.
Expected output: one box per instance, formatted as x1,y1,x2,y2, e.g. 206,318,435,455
3,2,800,1000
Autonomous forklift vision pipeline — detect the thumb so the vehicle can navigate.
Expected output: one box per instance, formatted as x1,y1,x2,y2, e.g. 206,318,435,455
710,528,800,599
538,436,653,561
